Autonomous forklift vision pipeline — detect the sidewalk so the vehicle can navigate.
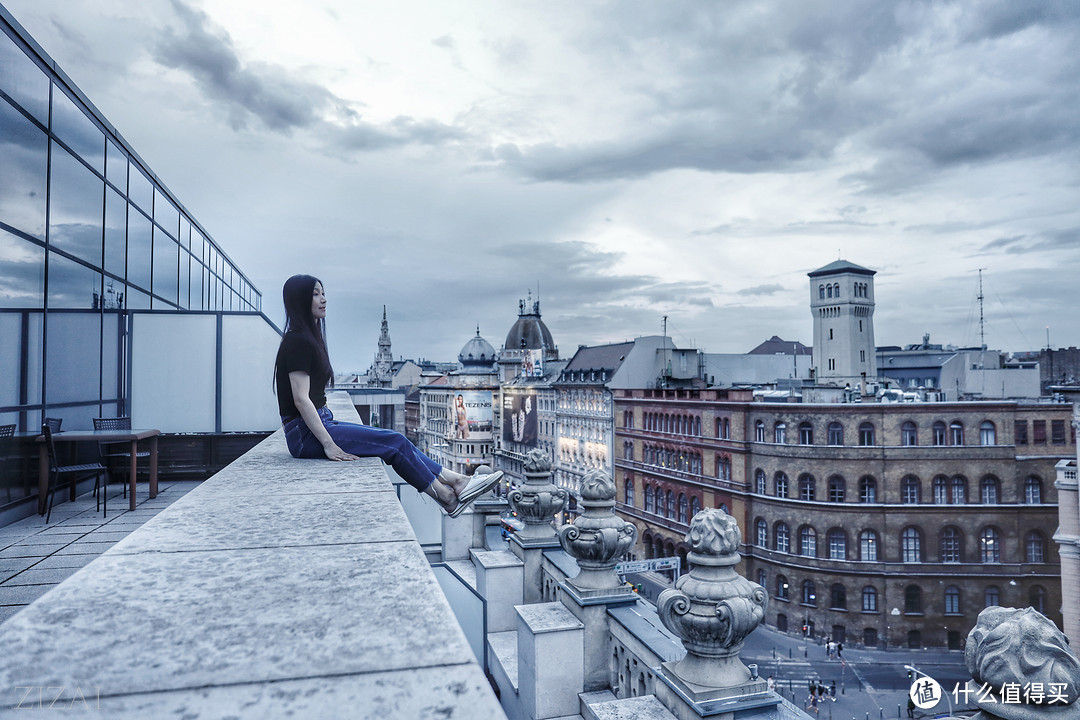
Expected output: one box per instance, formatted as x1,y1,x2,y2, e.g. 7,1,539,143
0,480,199,624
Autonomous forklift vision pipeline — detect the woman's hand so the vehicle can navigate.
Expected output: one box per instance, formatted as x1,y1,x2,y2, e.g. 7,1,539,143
323,441,359,461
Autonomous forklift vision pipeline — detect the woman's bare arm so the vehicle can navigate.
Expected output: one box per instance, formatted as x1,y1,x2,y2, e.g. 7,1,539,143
289,371,359,461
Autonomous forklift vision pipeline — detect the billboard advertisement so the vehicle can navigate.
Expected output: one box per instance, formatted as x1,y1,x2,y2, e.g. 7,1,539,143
521,348,544,378
502,388,538,446
452,391,493,439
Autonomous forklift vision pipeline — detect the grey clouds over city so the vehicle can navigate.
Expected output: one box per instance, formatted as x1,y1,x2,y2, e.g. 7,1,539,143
7,0,1079,369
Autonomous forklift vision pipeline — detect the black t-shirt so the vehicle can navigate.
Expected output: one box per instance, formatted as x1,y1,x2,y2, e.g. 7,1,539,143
276,331,329,419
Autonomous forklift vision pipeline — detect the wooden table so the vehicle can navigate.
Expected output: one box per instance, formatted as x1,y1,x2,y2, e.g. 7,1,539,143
37,429,160,514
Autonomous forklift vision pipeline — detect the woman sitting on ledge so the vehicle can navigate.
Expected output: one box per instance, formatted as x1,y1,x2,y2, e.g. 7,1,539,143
274,274,501,517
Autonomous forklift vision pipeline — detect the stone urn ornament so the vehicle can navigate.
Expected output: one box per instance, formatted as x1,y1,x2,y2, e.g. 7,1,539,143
508,448,569,542
657,508,767,690
556,469,638,591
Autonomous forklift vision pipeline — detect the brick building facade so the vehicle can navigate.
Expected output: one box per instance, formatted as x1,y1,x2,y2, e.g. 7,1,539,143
614,387,1072,649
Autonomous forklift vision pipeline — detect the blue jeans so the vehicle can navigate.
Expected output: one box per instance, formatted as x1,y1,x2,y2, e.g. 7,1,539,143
282,406,441,493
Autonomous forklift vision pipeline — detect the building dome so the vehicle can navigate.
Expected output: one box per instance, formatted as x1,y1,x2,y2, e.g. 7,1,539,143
503,295,555,353
459,328,496,368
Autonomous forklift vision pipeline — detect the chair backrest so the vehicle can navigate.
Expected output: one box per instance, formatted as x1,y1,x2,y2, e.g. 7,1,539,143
41,423,60,470
93,417,132,432
0,424,15,468
44,417,62,434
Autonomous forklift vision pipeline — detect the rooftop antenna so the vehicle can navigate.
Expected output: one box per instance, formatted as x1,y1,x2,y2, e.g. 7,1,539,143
977,268,987,350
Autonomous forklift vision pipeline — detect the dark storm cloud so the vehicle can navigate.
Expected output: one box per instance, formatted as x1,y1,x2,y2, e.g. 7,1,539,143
155,0,353,132
976,229,1080,256
494,0,1080,193
156,0,463,147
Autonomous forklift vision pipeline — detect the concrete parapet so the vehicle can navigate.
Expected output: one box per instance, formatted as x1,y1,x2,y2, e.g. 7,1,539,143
0,391,504,719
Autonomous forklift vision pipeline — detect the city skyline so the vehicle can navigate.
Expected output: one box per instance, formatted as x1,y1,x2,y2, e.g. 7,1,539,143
6,0,1079,370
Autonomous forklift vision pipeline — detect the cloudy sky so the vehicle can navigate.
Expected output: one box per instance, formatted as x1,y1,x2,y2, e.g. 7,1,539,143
7,0,1080,370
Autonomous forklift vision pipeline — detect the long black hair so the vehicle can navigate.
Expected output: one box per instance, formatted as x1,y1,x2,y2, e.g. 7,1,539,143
273,274,333,390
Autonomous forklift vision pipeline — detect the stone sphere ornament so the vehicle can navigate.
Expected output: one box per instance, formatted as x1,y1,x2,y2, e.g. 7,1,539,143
657,508,767,689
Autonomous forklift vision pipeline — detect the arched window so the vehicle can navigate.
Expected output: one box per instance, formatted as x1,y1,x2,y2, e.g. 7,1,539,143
774,422,787,444
980,421,996,446
656,489,666,517
828,528,846,559
944,586,961,614
941,527,962,562
985,585,1000,608
666,490,675,519
901,475,921,504
952,476,967,504
826,284,833,298
950,421,964,446
932,421,947,446
819,285,825,299
862,586,878,612
859,476,876,503
833,282,840,297
901,421,918,446
644,484,653,512
859,530,878,561
1025,476,1043,504
799,474,816,501
1026,530,1046,563
830,584,847,610
828,475,845,503
933,476,948,504
827,422,844,446
799,526,817,557
904,584,922,614
1030,585,1047,614
981,476,999,504
775,472,789,498
690,496,701,519
722,418,730,439
755,420,765,442
858,422,875,446
799,422,813,445
902,527,922,563
678,494,689,524
775,522,790,553
757,570,766,591
980,527,1000,563
624,478,634,506
755,518,768,548
776,575,789,600
802,580,817,605
755,469,767,494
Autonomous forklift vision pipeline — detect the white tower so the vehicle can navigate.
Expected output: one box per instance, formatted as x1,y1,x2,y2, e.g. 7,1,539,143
809,260,877,388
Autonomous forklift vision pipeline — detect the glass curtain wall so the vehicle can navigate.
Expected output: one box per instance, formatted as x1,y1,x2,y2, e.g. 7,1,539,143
0,10,264,507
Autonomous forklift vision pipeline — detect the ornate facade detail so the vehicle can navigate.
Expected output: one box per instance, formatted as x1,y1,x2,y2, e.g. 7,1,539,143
510,448,569,541
556,469,637,590
657,508,767,689
962,606,1080,720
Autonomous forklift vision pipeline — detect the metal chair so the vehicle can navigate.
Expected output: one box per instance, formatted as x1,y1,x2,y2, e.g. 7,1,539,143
93,417,149,508
42,422,107,523
0,424,15,504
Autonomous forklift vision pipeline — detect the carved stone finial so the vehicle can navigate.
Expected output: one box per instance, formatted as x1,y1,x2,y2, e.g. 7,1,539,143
523,447,552,475
656,508,767,690
961,607,1080,720
556,469,637,591
509,448,568,542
